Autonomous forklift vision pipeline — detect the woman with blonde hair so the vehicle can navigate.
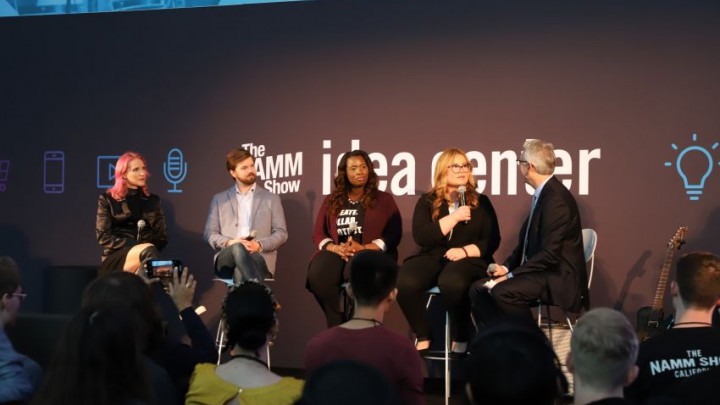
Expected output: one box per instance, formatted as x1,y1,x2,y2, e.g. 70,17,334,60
397,148,500,355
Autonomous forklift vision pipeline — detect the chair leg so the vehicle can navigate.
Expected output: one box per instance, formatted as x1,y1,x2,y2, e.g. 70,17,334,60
215,318,224,365
345,294,354,321
266,344,272,369
545,304,553,346
340,288,347,322
425,291,451,404
564,311,574,333
444,310,450,405
340,283,354,322
265,277,274,369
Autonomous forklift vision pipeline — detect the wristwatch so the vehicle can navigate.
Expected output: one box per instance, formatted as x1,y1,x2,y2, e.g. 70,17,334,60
257,241,264,253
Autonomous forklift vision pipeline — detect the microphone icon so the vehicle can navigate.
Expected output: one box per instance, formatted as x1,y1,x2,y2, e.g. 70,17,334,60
163,148,188,193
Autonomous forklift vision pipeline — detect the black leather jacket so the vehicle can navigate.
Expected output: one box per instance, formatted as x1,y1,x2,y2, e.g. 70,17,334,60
96,192,168,259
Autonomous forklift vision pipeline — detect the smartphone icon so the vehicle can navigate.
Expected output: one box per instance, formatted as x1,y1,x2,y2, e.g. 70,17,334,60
44,151,65,194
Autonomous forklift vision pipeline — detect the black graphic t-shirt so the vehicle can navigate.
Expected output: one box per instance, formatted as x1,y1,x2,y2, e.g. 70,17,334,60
625,327,720,402
336,200,365,244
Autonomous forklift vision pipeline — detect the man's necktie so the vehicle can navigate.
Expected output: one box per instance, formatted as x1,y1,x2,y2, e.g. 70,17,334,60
520,195,537,265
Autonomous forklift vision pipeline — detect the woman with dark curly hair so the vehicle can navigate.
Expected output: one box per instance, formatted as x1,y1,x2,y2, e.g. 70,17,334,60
306,150,402,328
397,148,500,356
186,281,303,405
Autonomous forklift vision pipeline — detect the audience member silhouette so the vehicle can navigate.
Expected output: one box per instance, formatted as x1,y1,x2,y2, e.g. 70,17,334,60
305,250,423,405
0,256,42,403
296,360,401,405
185,281,303,405
626,251,720,404
568,308,638,405
465,321,566,405
31,305,152,405
81,271,215,402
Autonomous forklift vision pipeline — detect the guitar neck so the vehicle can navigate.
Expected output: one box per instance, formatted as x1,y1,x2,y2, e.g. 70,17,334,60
651,255,672,312
651,228,686,312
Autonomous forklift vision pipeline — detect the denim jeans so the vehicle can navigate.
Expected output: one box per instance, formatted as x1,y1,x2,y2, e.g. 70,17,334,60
214,243,271,283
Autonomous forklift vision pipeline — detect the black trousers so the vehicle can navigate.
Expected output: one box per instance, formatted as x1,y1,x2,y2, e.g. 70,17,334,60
306,250,352,328
470,272,551,325
396,255,487,342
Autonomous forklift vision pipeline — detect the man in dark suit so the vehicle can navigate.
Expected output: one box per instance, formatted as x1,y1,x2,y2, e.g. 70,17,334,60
470,139,588,324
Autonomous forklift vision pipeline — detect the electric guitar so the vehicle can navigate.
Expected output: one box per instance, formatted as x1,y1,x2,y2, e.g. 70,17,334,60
636,226,687,342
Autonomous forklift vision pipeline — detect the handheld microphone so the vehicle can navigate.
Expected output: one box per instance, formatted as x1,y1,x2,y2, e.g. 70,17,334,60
457,186,468,224
245,229,258,241
458,186,466,206
137,219,146,241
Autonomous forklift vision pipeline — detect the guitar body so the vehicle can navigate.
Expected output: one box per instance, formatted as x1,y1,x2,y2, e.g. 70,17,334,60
636,306,665,342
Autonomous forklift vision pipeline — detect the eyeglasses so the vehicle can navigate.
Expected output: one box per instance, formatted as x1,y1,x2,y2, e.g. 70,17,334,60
448,163,472,173
11,293,27,302
516,159,529,166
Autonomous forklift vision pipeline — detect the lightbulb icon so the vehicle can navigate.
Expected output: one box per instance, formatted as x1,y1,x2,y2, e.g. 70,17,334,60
664,133,719,201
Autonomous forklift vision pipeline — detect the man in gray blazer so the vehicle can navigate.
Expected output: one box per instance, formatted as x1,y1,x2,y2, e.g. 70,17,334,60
204,148,288,282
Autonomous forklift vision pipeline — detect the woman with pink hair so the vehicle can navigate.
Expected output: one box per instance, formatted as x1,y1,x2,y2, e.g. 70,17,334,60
96,151,167,275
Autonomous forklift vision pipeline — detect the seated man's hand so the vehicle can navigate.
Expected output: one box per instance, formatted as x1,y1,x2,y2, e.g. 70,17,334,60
239,238,261,253
487,263,510,284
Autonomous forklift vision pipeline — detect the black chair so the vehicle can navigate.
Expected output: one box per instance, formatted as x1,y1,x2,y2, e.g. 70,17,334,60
43,265,98,314
6,312,72,369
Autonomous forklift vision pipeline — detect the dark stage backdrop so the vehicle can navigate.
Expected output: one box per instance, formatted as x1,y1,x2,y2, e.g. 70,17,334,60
1,0,720,368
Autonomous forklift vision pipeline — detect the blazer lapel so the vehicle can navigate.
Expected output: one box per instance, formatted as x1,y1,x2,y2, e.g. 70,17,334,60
528,192,546,235
227,187,238,225
250,186,262,228
524,184,548,255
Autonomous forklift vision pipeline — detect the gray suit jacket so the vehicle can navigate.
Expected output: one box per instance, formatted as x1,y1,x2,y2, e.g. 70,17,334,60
203,185,288,276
